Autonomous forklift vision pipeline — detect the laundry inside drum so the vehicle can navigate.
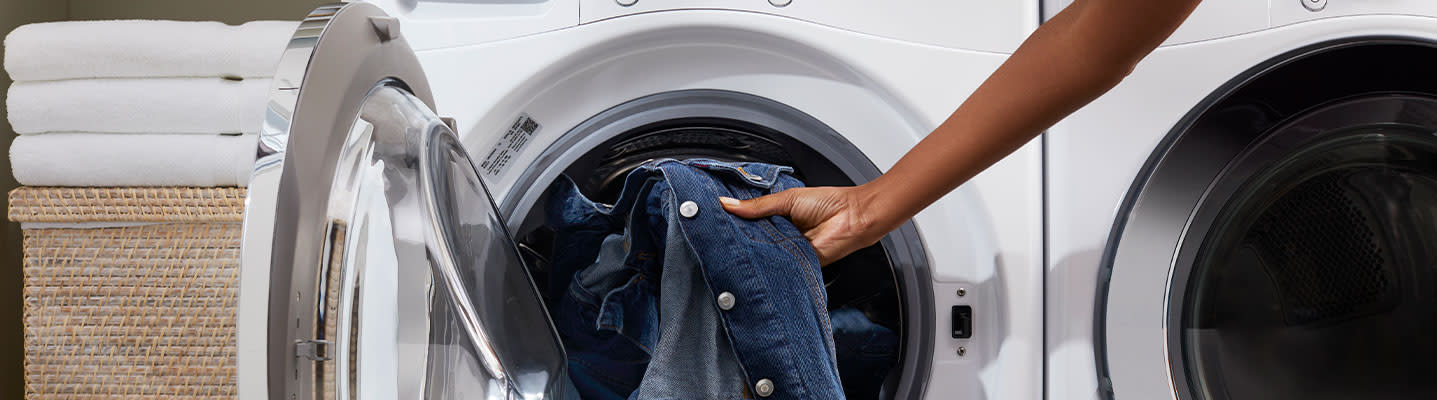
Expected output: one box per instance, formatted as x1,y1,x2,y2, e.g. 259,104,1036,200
510,116,908,399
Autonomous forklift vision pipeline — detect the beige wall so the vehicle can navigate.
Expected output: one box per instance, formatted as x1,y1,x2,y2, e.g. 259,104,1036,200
0,1,326,397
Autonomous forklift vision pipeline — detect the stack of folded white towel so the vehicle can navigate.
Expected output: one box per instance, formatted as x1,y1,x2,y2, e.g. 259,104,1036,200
4,20,297,187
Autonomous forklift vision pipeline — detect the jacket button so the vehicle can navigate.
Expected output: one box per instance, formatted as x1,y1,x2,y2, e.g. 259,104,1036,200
716,292,736,310
755,378,775,397
679,201,699,218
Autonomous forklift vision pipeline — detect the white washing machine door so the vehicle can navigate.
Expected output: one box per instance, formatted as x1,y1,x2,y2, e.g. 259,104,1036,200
238,4,567,399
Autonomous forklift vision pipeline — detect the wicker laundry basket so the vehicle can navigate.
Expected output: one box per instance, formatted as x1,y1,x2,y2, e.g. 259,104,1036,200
8,187,246,399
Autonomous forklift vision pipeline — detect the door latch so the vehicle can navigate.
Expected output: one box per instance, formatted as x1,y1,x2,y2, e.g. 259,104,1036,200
296,339,334,361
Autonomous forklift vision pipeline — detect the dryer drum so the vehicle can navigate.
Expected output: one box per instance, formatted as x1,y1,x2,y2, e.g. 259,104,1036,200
1182,124,1437,399
1233,168,1400,327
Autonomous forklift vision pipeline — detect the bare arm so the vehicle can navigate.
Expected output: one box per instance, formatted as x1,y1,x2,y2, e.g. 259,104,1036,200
723,0,1202,264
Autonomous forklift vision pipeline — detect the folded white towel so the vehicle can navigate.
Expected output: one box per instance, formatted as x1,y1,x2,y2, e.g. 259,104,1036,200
10,134,258,187
4,20,296,81
7,78,271,135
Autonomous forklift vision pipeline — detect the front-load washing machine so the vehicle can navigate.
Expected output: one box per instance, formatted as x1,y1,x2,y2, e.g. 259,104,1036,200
1043,0,1437,399
234,2,1043,399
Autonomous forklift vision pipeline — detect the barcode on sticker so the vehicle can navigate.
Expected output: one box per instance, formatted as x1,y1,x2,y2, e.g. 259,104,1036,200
479,113,541,177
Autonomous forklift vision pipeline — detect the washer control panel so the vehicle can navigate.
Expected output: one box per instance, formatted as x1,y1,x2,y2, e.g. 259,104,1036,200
578,0,1036,54
1275,0,1437,27
1050,0,1437,46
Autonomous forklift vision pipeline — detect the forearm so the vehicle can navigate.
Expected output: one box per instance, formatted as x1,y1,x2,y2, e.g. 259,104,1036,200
859,0,1200,230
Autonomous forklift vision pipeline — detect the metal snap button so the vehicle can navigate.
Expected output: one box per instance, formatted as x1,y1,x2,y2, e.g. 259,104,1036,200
679,201,699,218
717,292,736,311
755,378,775,397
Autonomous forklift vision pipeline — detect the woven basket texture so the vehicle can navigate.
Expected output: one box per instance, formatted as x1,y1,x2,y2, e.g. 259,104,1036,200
9,187,245,224
9,187,246,399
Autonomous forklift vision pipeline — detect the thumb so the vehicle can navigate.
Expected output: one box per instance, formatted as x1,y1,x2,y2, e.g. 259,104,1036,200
719,190,794,219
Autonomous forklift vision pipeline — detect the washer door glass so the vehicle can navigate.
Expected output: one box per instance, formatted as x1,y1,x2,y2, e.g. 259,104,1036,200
326,85,566,399
1182,111,1437,399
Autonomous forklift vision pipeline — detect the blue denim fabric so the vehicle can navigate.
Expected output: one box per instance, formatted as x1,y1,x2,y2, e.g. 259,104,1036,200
633,196,749,399
545,159,846,400
831,308,899,399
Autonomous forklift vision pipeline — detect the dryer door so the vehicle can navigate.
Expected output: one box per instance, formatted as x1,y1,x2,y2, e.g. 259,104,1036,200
238,4,566,400
1097,40,1437,400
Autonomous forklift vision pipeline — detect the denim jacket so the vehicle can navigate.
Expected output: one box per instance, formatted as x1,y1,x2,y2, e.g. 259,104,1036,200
546,159,845,400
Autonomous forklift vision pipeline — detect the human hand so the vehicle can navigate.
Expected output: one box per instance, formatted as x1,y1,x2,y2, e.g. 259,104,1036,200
719,186,894,266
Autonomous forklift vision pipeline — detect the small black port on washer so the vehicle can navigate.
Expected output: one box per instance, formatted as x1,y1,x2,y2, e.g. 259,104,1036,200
952,305,973,339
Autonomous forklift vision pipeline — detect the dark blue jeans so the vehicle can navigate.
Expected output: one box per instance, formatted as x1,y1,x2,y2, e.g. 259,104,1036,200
831,308,899,399
546,159,896,399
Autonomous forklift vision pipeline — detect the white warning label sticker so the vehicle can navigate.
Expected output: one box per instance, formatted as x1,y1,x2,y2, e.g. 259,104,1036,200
478,113,541,177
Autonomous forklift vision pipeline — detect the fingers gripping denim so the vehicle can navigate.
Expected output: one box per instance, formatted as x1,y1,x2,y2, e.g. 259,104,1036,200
545,159,845,400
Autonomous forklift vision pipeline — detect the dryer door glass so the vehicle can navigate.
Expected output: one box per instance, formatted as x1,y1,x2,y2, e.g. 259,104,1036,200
1181,119,1437,399
1099,42,1437,400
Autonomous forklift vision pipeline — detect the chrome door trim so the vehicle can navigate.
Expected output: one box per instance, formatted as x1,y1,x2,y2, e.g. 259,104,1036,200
238,3,434,399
